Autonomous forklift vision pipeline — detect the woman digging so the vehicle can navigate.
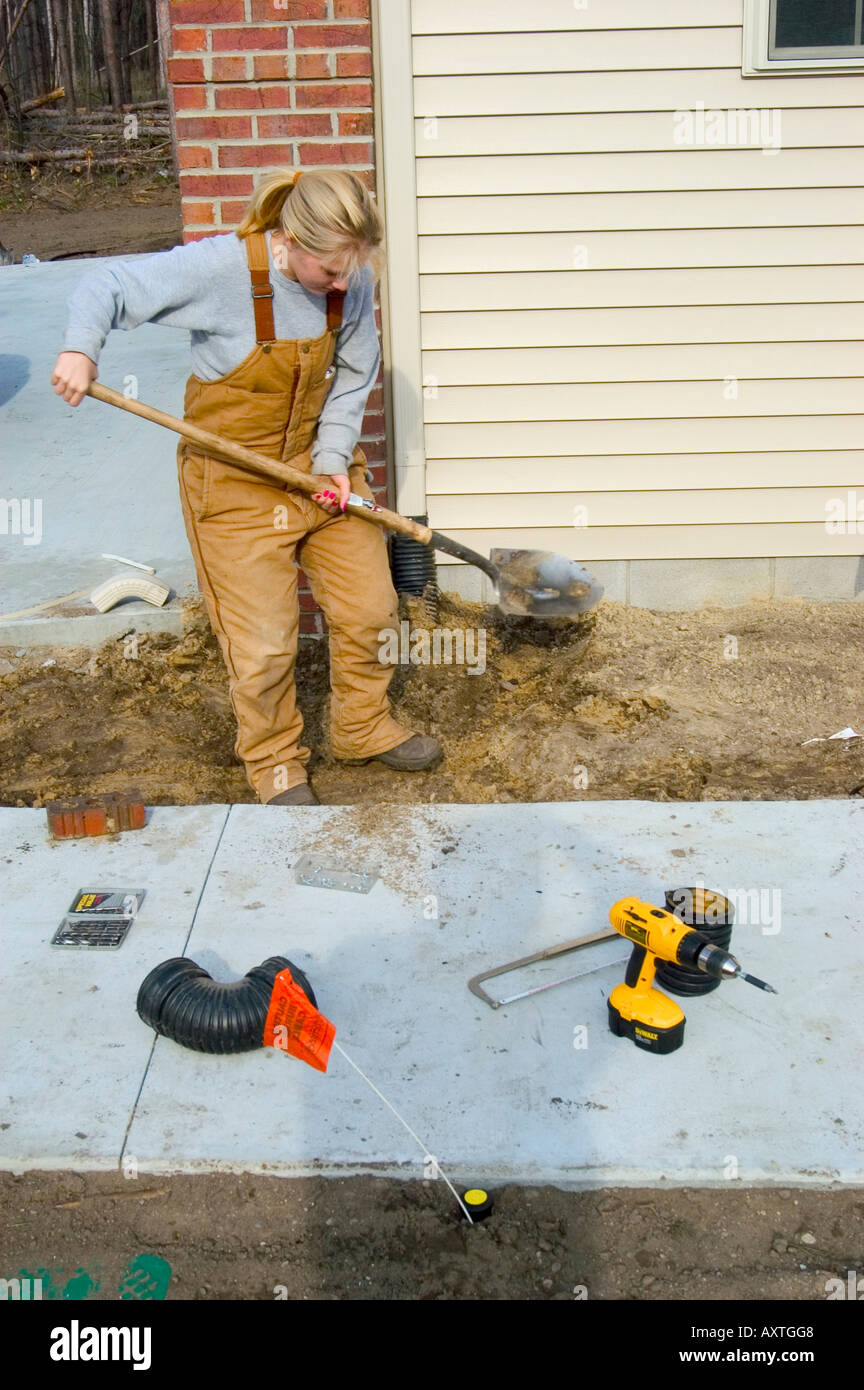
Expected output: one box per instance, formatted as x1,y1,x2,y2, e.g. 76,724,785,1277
50,168,442,805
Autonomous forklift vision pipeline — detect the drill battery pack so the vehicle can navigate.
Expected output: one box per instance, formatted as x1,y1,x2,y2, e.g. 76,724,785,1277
607,997,686,1054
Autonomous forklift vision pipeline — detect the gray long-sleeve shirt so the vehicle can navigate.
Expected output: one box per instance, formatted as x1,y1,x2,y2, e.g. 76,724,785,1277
61,228,380,476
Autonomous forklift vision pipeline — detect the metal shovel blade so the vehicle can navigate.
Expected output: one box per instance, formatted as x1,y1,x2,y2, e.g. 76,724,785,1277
491,549,604,617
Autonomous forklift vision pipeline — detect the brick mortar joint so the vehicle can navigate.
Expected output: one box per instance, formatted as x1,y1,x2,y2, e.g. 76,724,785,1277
177,131,374,141
179,128,373,134
173,23,368,41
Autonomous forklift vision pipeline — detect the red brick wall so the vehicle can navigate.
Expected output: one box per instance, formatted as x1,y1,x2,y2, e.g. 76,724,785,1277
167,0,386,635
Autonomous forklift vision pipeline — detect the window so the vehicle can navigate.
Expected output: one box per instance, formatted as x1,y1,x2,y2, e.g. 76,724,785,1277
744,0,864,74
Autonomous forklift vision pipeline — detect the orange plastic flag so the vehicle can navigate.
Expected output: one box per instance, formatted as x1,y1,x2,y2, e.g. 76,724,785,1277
263,968,335,1073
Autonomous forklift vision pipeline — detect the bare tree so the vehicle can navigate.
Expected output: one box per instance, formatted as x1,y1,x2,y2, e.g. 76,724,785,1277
28,0,52,98
66,0,79,104
81,0,96,105
145,0,157,98
49,0,74,110
96,0,121,108
155,0,169,91
155,0,176,174
0,0,176,145
113,0,131,103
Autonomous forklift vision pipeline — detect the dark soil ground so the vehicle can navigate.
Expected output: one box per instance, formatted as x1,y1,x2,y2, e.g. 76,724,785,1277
2,1170,862,1303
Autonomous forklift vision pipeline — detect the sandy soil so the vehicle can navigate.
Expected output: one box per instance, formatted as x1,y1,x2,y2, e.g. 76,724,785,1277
1,592,862,808
1,1170,861,1302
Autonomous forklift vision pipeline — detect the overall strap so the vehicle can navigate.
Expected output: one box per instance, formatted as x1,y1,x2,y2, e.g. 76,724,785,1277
326,290,345,332
245,231,275,344
246,229,345,340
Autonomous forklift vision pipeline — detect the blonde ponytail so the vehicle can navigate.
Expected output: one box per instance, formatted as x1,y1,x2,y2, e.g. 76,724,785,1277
235,168,384,281
235,169,299,238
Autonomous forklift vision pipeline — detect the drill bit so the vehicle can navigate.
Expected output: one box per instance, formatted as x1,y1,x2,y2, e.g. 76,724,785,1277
738,970,778,994
700,945,777,993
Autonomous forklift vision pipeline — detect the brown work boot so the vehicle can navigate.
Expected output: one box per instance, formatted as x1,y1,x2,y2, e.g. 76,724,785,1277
265,783,320,806
342,734,443,771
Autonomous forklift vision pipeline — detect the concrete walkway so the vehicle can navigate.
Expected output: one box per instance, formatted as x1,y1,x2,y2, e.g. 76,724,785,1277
1,799,861,1189
0,257,195,644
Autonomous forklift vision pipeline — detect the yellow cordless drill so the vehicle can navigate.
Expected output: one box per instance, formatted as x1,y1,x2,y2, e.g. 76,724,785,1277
607,897,777,1054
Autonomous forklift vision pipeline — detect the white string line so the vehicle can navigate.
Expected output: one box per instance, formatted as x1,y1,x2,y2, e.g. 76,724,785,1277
333,1041,474,1226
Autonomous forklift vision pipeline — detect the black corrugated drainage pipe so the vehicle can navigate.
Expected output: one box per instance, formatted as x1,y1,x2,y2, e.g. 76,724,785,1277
389,515,440,622
655,888,734,998
136,956,315,1054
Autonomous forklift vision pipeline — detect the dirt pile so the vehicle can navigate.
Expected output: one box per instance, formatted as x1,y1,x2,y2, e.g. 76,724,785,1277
1,592,862,806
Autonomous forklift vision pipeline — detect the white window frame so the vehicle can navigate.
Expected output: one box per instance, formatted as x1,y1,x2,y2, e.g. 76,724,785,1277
743,0,864,75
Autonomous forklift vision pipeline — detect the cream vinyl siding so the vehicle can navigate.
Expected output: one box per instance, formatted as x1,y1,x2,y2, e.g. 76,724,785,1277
408,0,864,562
413,1,745,31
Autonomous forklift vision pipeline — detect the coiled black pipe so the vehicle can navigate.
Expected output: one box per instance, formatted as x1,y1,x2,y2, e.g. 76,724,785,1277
656,887,734,997
136,955,316,1054
390,517,440,622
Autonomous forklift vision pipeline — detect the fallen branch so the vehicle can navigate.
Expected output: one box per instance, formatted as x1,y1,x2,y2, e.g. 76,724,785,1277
0,147,172,167
29,112,170,127
20,87,66,114
27,124,170,137
93,100,169,113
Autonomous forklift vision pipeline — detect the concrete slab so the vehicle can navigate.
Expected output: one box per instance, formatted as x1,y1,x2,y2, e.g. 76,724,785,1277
0,258,197,626
0,805,229,1171
109,799,864,1190
0,604,186,650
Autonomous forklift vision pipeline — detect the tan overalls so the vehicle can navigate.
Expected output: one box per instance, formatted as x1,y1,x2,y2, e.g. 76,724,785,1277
175,229,411,803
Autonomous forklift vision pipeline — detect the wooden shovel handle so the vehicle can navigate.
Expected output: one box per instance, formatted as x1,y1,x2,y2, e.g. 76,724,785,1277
86,381,433,544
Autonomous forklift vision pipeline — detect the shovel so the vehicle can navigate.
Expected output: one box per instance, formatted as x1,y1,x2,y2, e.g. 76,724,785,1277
87,382,604,619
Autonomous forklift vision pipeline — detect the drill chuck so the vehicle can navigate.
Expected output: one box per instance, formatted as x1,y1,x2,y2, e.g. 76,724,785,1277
691,939,776,991
694,942,740,980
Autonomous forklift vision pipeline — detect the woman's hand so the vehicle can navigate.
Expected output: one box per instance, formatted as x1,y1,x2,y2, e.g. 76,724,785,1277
51,351,98,406
311,473,350,515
